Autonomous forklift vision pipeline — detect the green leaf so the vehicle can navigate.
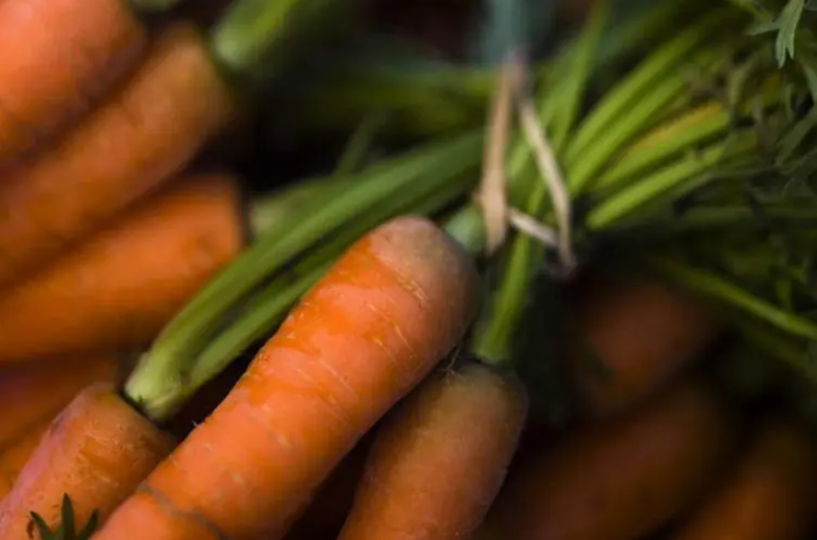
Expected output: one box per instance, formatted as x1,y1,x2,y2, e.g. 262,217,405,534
776,0,806,66
28,496,98,540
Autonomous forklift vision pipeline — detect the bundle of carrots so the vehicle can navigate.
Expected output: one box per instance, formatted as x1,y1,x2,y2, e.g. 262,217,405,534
5,0,817,539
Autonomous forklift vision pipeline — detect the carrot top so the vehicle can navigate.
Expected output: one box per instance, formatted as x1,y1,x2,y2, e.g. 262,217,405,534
29,496,97,540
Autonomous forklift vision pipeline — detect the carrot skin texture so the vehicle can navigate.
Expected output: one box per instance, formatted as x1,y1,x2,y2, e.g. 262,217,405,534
337,362,527,540
0,0,148,164
93,215,480,540
479,380,739,540
0,173,244,362
0,383,176,537
0,354,118,444
0,419,51,499
670,418,817,540
569,279,720,417
0,22,237,289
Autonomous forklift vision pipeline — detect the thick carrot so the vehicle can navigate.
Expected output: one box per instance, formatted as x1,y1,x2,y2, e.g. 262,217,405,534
0,0,338,290
337,361,527,540
0,24,236,290
0,383,176,537
92,215,479,540
568,277,720,417
0,172,244,363
0,354,119,445
0,0,161,165
669,418,817,540
0,419,51,499
477,379,740,540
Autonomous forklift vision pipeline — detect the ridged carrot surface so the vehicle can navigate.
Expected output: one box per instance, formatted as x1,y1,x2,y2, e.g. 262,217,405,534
93,215,479,540
0,173,244,363
0,383,176,538
337,362,527,540
0,0,148,164
0,22,236,290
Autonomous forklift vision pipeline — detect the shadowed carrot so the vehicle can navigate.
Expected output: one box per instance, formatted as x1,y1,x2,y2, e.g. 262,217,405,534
0,0,174,165
669,417,817,540
0,383,176,537
91,215,479,540
0,172,244,363
337,361,527,540
0,354,119,445
477,379,740,540
0,419,51,499
0,0,340,290
568,277,721,417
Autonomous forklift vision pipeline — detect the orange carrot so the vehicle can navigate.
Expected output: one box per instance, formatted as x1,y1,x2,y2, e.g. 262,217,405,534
0,354,119,445
568,277,720,417
0,172,244,363
0,0,337,290
0,0,157,165
477,379,740,540
91,215,479,540
0,23,236,290
0,419,51,499
337,361,527,540
0,383,176,537
669,418,817,540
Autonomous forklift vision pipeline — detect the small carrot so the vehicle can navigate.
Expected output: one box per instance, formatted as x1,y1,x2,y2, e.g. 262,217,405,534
90,215,478,540
0,0,195,166
0,172,244,363
336,361,527,540
477,379,740,540
0,383,176,538
0,354,119,445
0,418,51,499
567,277,721,417
0,0,333,289
669,417,817,540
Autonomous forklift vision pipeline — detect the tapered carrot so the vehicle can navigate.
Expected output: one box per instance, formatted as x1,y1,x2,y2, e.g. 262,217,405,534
0,354,119,445
90,215,478,540
669,417,817,540
0,0,333,289
0,0,180,165
568,277,721,417
337,361,527,540
0,383,176,538
477,379,740,540
0,419,51,499
0,172,244,363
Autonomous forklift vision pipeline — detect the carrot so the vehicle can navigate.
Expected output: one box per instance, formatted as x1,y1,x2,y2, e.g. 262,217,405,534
336,361,527,540
0,354,119,445
0,383,176,538
567,277,721,417
669,417,817,540
0,172,244,363
91,215,479,540
0,419,51,499
0,0,179,165
0,0,333,290
477,379,740,540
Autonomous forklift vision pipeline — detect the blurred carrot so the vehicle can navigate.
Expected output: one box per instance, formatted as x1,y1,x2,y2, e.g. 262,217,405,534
0,354,119,445
0,0,334,290
92,215,478,540
0,0,181,165
669,417,817,540
478,379,740,540
568,278,720,417
337,361,527,540
0,419,51,499
0,383,176,537
0,172,244,363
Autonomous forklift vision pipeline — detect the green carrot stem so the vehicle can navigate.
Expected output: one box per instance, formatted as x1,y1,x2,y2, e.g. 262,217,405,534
586,130,759,229
125,131,483,421
443,205,487,256
209,0,340,89
128,0,183,13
